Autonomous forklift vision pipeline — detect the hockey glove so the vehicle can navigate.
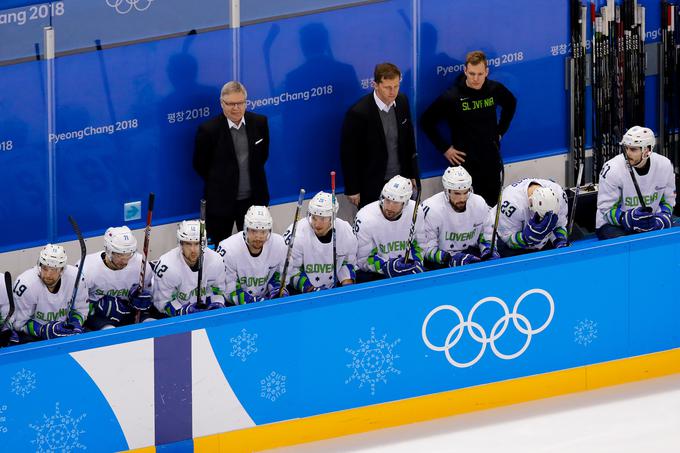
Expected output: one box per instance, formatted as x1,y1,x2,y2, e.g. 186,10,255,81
653,212,673,230
33,320,81,340
66,310,85,333
267,285,289,299
129,283,153,311
620,207,655,232
448,252,481,267
552,226,569,248
296,271,320,293
96,295,131,323
382,257,424,278
479,247,500,261
202,296,226,311
522,212,559,245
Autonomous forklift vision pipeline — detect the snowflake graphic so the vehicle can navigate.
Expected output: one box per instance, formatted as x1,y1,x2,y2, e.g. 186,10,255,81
574,319,598,346
30,402,86,452
0,404,8,433
260,371,286,402
345,327,401,395
11,368,36,397
230,328,258,362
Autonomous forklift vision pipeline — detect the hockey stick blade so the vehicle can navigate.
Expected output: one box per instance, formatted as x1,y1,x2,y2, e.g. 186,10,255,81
3,271,14,331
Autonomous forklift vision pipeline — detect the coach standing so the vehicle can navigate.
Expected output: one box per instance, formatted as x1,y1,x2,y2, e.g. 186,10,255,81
420,50,516,206
340,63,417,209
193,81,270,245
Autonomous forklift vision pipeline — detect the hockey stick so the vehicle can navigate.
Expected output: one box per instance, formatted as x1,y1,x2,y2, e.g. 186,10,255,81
2,272,14,331
196,199,207,308
331,171,338,287
568,162,585,239
134,192,155,323
487,154,505,260
404,153,422,263
279,189,305,297
67,216,87,326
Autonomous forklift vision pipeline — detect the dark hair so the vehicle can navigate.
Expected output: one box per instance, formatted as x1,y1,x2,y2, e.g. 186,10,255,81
465,50,488,67
373,62,401,83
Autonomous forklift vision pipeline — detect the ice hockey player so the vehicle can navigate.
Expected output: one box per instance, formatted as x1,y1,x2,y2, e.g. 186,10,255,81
0,272,19,346
217,206,288,303
421,166,498,268
153,220,227,316
495,178,569,256
355,175,425,280
596,126,676,240
12,244,88,342
284,191,357,292
82,226,155,330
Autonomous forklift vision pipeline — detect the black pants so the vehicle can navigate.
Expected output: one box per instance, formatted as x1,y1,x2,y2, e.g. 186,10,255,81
464,158,503,208
206,198,253,246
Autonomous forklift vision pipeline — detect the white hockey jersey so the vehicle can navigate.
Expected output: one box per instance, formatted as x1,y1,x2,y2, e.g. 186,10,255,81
152,247,227,314
12,265,89,333
596,154,676,228
82,251,153,302
217,232,287,303
355,200,425,273
421,191,491,262
283,218,358,290
495,178,568,250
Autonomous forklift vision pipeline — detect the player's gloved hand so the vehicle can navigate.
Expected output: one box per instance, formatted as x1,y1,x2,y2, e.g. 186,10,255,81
448,252,481,267
298,273,321,293
234,289,259,305
202,296,226,311
382,257,421,277
267,285,289,299
653,212,672,230
553,236,569,248
620,207,655,232
39,321,81,340
95,295,131,323
66,310,84,333
129,283,153,311
479,247,500,261
523,212,559,245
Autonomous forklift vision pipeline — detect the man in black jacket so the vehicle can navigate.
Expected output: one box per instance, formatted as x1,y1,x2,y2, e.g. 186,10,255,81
193,81,270,245
341,63,417,209
421,51,516,206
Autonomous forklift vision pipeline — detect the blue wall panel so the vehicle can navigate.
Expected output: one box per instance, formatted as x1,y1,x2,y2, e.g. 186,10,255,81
0,61,49,251
240,0,413,202
51,32,232,241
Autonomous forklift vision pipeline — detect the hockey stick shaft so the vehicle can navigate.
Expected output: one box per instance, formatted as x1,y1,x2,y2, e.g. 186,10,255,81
135,192,155,323
488,155,505,258
196,199,207,307
623,149,649,209
568,162,585,238
404,153,422,263
3,272,14,331
280,189,305,297
331,171,338,286
67,216,87,317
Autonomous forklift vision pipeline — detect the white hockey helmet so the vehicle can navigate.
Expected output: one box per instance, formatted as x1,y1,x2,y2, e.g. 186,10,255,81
529,186,559,218
39,244,67,268
244,205,273,231
442,166,472,192
177,220,201,243
380,175,413,205
620,126,655,150
104,226,137,257
307,191,338,218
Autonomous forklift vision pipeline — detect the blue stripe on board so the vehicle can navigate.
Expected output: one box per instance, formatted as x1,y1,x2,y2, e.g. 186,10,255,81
156,438,194,453
154,332,193,444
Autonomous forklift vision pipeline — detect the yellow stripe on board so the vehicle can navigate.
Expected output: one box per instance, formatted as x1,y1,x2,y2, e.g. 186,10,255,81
134,348,680,453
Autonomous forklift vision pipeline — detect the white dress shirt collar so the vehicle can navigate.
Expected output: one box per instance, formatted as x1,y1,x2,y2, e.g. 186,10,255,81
228,116,246,130
373,91,395,112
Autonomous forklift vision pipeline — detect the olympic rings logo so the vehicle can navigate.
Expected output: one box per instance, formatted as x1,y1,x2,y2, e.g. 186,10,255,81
106,0,154,15
421,288,554,368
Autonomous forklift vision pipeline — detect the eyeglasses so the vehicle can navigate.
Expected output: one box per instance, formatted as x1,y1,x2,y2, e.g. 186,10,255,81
222,100,246,108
